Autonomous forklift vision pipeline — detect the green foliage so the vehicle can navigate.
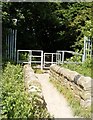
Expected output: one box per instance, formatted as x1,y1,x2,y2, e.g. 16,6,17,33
1,63,50,119
2,2,92,53
50,79,91,118
61,58,92,78
19,52,29,61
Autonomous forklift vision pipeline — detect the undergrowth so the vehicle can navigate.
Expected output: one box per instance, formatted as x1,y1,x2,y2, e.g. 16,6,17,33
50,79,91,118
1,62,51,119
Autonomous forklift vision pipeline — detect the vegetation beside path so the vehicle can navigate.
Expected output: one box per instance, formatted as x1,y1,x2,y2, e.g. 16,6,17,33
50,79,91,118
1,63,51,119
50,58,92,118
61,58,93,78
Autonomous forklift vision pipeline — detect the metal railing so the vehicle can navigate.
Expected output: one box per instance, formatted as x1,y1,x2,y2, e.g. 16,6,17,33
43,52,61,69
56,50,83,64
17,50,43,70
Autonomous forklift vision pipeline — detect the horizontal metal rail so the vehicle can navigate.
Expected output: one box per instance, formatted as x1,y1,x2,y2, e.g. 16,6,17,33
57,50,83,64
43,52,61,69
17,50,43,70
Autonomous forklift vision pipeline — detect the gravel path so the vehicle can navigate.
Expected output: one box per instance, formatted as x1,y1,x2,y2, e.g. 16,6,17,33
36,73,76,118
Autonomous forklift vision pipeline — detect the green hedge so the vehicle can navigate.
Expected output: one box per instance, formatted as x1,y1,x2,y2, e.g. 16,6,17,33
1,63,50,119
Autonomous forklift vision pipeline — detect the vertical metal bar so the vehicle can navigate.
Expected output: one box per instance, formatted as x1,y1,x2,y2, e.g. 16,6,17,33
29,50,32,66
10,29,11,59
41,51,43,70
11,29,13,60
83,36,87,61
6,34,7,59
62,51,64,64
17,50,19,64
56,53,57,64
44,53,45,68
7,34,9,59
14,29,17,61
12,29,14,60
52,53,53,65
9,33,11,60
58,53,61,64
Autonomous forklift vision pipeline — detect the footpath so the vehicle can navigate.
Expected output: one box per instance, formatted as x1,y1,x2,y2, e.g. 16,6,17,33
36,73,77,118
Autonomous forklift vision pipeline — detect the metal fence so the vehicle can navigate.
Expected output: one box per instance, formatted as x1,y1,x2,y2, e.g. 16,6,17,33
56,50,83,64
5,29,17,61
43,52,61,69
17,50,43,70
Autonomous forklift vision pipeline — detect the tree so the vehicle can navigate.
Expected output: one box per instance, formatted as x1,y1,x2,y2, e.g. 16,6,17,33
2,2,93,54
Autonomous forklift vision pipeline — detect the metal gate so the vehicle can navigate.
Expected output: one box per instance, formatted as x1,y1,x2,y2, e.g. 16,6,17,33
83,36,92,62
17,50,43,70
56,50,83,64
43,53,61,69
5,29,17,61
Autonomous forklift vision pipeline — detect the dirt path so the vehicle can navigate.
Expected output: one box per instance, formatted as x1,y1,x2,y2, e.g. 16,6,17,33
36,73,76,118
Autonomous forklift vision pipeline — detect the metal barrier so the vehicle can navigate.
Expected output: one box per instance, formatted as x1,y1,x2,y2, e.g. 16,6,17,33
17,50,43,70
17,49,84,70
43,53,61,69
56,50,83,64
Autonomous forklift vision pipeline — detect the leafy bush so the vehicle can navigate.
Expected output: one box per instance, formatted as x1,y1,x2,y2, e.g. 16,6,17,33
1,63,50,119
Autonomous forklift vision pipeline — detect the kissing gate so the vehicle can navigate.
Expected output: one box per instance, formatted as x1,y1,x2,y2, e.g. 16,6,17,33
5,29,92,70
17,50,61,70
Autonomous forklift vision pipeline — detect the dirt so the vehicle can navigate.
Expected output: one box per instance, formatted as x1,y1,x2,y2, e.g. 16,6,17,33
36,73,77,118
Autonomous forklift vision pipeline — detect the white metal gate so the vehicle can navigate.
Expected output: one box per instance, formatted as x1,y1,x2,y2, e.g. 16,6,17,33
56,50,83,64
43,53,61,69
17,50,43,70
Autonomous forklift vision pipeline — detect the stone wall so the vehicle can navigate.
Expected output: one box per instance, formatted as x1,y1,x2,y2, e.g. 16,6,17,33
50,64,92,108
23,64,47,108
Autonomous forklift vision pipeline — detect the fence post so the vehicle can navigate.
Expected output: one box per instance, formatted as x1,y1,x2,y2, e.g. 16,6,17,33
29,50,32,66
41,51,43,70
52,53,53,65
14,29,17,62
17,50,19,64
62,51,64,64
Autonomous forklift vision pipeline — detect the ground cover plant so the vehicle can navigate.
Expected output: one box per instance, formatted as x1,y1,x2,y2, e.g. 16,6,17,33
1,63,51,119
50,79,91,118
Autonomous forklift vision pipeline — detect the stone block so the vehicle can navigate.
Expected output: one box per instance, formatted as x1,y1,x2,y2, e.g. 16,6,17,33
77,76,91,90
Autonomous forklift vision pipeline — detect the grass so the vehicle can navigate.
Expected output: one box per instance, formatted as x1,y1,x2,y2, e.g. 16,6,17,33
50,79,91,118
33,68,44,74
61,58,93,78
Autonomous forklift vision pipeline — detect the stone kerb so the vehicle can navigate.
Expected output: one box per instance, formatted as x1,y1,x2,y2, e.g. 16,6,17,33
23,64,46,108
50,64,92,107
